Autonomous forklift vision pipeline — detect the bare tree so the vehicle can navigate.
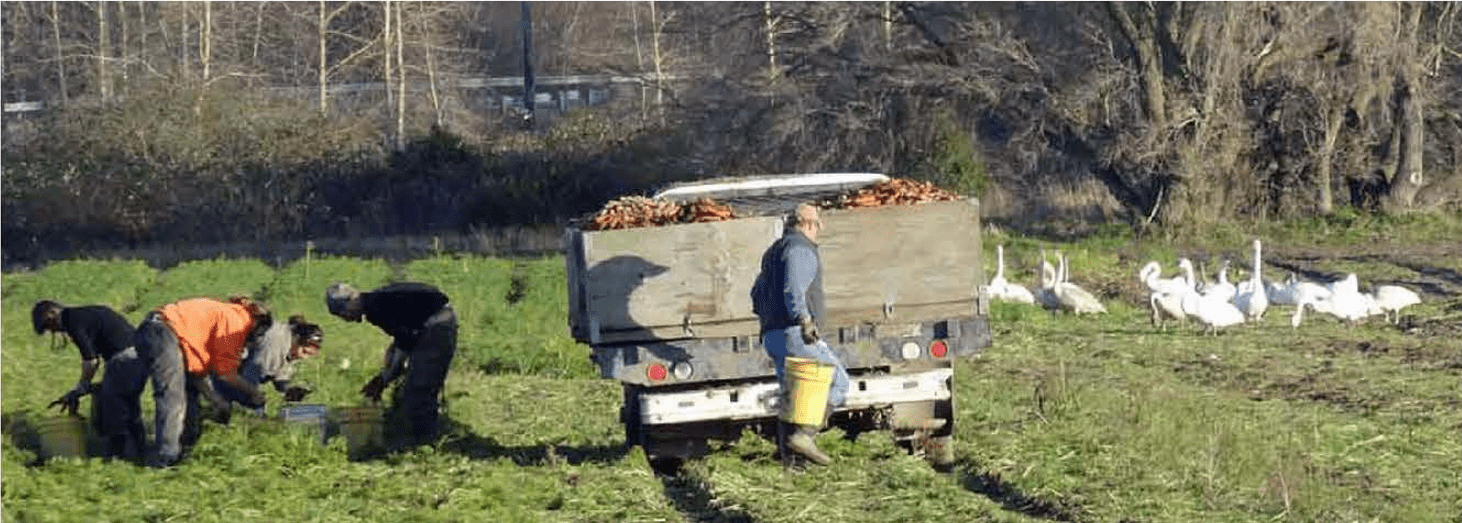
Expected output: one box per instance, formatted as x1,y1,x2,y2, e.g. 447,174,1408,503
50,1,67,104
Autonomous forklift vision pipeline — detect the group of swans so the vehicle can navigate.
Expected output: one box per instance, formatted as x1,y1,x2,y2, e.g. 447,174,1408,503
1285,272,1422,327
1139,238,1421,331
987,244,1106,314
990,239,1422,331
1141,241,1254,335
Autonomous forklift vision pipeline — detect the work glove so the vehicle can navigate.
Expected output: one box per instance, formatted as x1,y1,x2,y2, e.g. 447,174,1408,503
799,315,820,345
243,388,268,410
282,385,313,402
47,389,85,416
360,375,388,403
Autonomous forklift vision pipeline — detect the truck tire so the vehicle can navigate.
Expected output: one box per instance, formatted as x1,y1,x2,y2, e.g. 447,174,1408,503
621,385,644,449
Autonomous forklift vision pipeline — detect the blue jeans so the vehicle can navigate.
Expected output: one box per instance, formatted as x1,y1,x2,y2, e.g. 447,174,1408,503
761,326,849,410
135,312,199,464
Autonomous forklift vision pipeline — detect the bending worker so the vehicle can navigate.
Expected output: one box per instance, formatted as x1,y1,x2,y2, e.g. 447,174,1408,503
135,296,273,467
32,300,148,459
326,281,457,446
750,202,850,466
214,314,325,409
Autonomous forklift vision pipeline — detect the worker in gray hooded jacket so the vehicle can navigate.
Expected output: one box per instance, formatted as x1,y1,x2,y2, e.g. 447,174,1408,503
750,202,850,466
213,314,323,410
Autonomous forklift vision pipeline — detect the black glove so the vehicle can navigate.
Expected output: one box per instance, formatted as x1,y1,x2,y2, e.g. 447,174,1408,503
361,375,387,403
47,389,85,416
282,385,312,402
799,315,820,345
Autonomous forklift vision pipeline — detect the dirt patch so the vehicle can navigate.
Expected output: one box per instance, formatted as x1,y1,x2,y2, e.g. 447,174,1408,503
1319,339,1394,358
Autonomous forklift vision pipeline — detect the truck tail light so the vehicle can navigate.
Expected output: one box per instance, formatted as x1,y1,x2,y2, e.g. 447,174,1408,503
900,341,922,360
646,363,669,382
672,361,694,380
930,340,949,359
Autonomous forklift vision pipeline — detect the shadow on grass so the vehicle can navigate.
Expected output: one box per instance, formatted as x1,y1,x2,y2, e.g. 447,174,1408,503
656,466,758,523
955,458,1086,522
429,417,628,466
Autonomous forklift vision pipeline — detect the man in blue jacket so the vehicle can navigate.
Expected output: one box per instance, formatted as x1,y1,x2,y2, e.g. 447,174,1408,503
750,203,849,465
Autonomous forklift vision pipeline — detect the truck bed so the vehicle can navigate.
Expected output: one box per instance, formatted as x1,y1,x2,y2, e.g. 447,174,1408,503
565,198,984,344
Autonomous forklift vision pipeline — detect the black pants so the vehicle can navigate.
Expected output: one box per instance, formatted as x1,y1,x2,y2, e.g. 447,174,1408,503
93,347,148,459
390,306,457,445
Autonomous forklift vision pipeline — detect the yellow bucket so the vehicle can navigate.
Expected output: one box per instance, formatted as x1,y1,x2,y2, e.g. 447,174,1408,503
333,406,384,455
35,416,88,459
781,357,834,426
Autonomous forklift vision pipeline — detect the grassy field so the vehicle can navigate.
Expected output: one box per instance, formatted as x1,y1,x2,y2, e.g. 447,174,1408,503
3,213,1461,523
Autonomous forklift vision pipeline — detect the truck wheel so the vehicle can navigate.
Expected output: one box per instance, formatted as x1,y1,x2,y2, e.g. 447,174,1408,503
647,456,684,476
924,434,955,473
621,385,644,449
644,436,706,476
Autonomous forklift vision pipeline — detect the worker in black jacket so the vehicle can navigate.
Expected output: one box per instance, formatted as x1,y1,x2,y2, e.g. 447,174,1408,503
326,282,457,446
32,300,148,459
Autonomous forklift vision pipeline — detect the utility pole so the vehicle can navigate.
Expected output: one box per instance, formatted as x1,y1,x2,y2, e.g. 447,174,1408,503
520,1,535,130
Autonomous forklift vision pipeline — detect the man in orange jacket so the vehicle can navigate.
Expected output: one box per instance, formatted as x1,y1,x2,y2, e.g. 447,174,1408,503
135,296,272,467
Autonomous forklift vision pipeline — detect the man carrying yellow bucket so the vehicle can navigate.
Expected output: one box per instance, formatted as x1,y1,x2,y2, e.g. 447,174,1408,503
750,203,849,466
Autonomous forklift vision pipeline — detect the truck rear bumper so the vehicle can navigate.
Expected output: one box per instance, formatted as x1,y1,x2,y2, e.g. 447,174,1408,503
639,368,952,425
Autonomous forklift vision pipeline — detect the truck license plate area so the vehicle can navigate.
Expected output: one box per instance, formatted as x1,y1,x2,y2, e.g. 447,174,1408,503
639,368,952,425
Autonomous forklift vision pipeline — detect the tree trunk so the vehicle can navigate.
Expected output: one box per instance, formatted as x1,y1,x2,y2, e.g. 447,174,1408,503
51,1,67,104
521,1,535,127
764,1,778,79
253,2,264,72
417,3,443,127
650,0,664,124
318,0,328,115
383,0,396,145
97,1,110,100
631,2,646,120
180,5,189,78
883,1,892,51
395,0,406,150
1316,103,1343,214
200,0,211,82
1386,79,1425,210
1107,2,1166,128
1384,5,1426,211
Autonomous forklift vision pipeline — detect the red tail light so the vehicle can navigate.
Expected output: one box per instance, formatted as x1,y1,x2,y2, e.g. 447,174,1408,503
646,363,669,382
930,340,949,358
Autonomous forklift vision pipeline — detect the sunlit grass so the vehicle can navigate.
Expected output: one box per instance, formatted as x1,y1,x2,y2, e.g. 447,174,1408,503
3,216,1460,522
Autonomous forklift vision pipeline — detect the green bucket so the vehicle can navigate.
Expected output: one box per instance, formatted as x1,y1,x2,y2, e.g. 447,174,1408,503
34,415,88,459
332,405,384,456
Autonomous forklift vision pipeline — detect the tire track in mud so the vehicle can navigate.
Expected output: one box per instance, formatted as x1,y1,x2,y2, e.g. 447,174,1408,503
656,469,758,523
955,459,1089,522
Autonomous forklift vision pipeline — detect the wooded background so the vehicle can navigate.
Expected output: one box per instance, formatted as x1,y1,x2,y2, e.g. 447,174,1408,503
4,2,1460,267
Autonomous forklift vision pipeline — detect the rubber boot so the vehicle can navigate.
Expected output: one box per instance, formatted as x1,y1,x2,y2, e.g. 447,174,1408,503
783,422,832,465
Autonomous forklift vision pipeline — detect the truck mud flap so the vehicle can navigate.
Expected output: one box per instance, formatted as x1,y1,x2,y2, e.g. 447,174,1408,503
639,368,953,426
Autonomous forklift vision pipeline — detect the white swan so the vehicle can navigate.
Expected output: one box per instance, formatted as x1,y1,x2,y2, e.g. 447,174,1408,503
1181,288,1247,335
1272,272,1331,307
1231,239,1270,321
1200,259,1237,303
1369,284,1421,324
1138,259,1193,296
989,244,1036,305
1034,250,1062,313
1327,273,1359,296
1054,252,1107,314
1302,284,1376,326
1142,258,1195,329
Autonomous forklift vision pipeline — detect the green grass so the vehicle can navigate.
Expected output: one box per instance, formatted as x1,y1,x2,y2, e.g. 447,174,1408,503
4,213,1461,522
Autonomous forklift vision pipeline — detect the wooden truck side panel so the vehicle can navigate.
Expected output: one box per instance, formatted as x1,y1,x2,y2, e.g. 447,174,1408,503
567,198,983,345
